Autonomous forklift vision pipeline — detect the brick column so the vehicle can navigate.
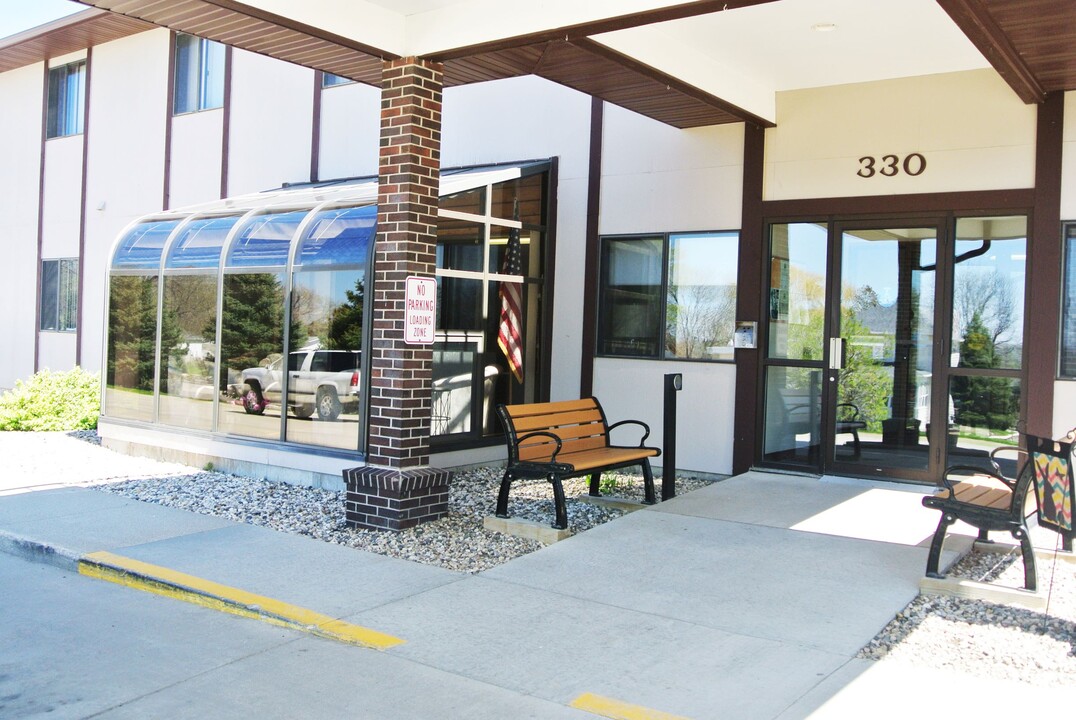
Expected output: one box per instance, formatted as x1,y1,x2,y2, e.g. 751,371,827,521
344,57,451,531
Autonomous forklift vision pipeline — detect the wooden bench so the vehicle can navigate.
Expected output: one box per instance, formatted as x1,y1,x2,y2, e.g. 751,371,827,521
496,398,660,530
922,448,1037,590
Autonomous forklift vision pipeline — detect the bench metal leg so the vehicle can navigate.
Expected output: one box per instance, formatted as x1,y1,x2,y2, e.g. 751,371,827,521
550,474,568,530
925,512,955,578
495,470,513,519
640,459,657,505
1012,524,1037,591
588,472,602,497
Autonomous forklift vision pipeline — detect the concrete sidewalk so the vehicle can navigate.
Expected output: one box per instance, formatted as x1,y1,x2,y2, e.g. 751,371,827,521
0,461,1066,718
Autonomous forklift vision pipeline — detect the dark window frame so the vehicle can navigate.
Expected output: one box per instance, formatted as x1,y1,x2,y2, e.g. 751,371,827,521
40,258,78,332
597,230,740,363
1060,222,1076,378
46,60,86,139
173,33,225,115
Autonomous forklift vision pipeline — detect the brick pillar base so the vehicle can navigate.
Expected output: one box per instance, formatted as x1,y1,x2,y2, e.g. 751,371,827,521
343,466,452,531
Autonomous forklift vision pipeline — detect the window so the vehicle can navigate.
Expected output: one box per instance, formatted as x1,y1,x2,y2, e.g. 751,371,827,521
40,258,78,332
322,73,352,87
598,231,739,361
1060,223,1076,377
174,34,225,114
46,61,86,138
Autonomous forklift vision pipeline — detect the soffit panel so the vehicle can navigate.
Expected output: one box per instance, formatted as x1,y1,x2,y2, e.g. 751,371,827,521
985,0,1076,92
0,10,156,73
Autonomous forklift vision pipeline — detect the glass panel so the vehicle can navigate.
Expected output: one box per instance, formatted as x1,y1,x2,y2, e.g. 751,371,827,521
158,275,218,431
58,258,78,332
174,33,199,114
763,366,822,465
837,227,935,470
166,215,239,269
40,261,58,331
432,342,479,435
440,187,483,216
951,216,1026,371
666,232,738,360
285,270,365,449
217,273,286,439
767,223,827,361
490,173,543,227
946,377,1022,475
46,65,63,138
113,219,180,270
598,237,663,357
201,39,225,110
104,275,158,422
322,73,351,87
437,218,484,273
1062,225,1076,378
296,205,375,267
227,211,307,268
65,61,85,135
436,275,484,331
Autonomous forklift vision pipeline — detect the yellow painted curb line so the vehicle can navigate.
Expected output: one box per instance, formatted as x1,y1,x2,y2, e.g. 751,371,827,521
78,550,404,650
570,692,692,720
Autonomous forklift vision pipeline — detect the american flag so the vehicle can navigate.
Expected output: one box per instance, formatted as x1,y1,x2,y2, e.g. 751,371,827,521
498,225,524,383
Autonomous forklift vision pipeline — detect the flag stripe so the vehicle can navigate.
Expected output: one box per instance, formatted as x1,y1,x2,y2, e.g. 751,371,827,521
499,226,524,382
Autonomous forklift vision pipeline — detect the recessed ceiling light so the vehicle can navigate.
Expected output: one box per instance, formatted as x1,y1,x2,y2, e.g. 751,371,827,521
812,23,837,32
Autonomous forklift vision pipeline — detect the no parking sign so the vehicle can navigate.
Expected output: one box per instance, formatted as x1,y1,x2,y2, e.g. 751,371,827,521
404,275,436,345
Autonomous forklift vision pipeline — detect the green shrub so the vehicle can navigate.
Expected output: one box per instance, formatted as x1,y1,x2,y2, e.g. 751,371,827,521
0,368,100,431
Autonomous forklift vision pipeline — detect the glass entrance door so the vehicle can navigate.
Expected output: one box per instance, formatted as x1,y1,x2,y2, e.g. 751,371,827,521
761,215,1028,482
829,223,942,480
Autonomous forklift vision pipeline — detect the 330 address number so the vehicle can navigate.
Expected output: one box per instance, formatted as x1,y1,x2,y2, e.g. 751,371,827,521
857,153,927,178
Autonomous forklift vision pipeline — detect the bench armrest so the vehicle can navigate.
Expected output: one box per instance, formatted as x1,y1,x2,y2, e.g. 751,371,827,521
606,419,651,447
988,446,1026,491
515,430,564,463
939,464,1009,498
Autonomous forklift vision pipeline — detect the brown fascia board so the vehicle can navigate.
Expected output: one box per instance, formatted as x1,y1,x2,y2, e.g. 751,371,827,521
936,0,1046,104
0,8,156,72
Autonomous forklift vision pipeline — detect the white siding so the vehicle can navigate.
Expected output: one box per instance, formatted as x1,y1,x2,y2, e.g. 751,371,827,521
0,63,45,389
318,81,380,181
83,29,171,374
169,109,224,208
227,49,314,195
764,69,1037,201
41,135,84,259
443,75,593,403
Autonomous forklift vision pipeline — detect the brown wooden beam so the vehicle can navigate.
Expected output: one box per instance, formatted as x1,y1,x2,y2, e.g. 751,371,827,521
936,0,1046,104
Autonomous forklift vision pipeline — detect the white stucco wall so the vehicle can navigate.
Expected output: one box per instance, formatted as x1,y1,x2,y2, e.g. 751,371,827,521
442,75,594,403
0,63,45,389
594,103,747,475
318,81,380,181
765,69,1037,201
82,29,171,374
169,109,224,208
227,49,315,195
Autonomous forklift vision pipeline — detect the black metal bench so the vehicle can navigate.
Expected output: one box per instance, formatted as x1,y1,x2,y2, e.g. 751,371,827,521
496,398,660,530
922,448,1038,590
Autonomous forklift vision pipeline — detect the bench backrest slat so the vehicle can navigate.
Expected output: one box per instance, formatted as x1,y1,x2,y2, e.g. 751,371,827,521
499,398,611,462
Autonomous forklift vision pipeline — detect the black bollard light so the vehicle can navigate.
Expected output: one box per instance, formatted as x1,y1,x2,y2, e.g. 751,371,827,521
662,373,682,501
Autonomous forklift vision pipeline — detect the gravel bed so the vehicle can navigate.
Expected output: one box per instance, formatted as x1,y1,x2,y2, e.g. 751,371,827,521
858,547,1076,686
32,431,1076,684
94,445,714,574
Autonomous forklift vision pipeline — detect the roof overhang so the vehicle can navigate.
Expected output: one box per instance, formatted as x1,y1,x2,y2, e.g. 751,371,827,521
4,1,1076,129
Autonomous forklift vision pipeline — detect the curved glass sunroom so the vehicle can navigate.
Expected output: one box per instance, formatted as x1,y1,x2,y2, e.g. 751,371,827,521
103,163,551,456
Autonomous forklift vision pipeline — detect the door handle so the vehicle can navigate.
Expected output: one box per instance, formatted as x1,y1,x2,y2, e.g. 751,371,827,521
828,337,846,370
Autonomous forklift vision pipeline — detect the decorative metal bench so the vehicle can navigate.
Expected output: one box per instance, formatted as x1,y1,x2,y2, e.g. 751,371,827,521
496,398,660,530
922,429,1076,592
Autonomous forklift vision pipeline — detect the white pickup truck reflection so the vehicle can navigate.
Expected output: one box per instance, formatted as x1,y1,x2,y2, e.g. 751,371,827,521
237,349,360,421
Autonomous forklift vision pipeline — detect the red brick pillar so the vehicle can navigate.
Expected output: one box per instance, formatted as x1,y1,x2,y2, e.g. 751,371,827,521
343,57,451,531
